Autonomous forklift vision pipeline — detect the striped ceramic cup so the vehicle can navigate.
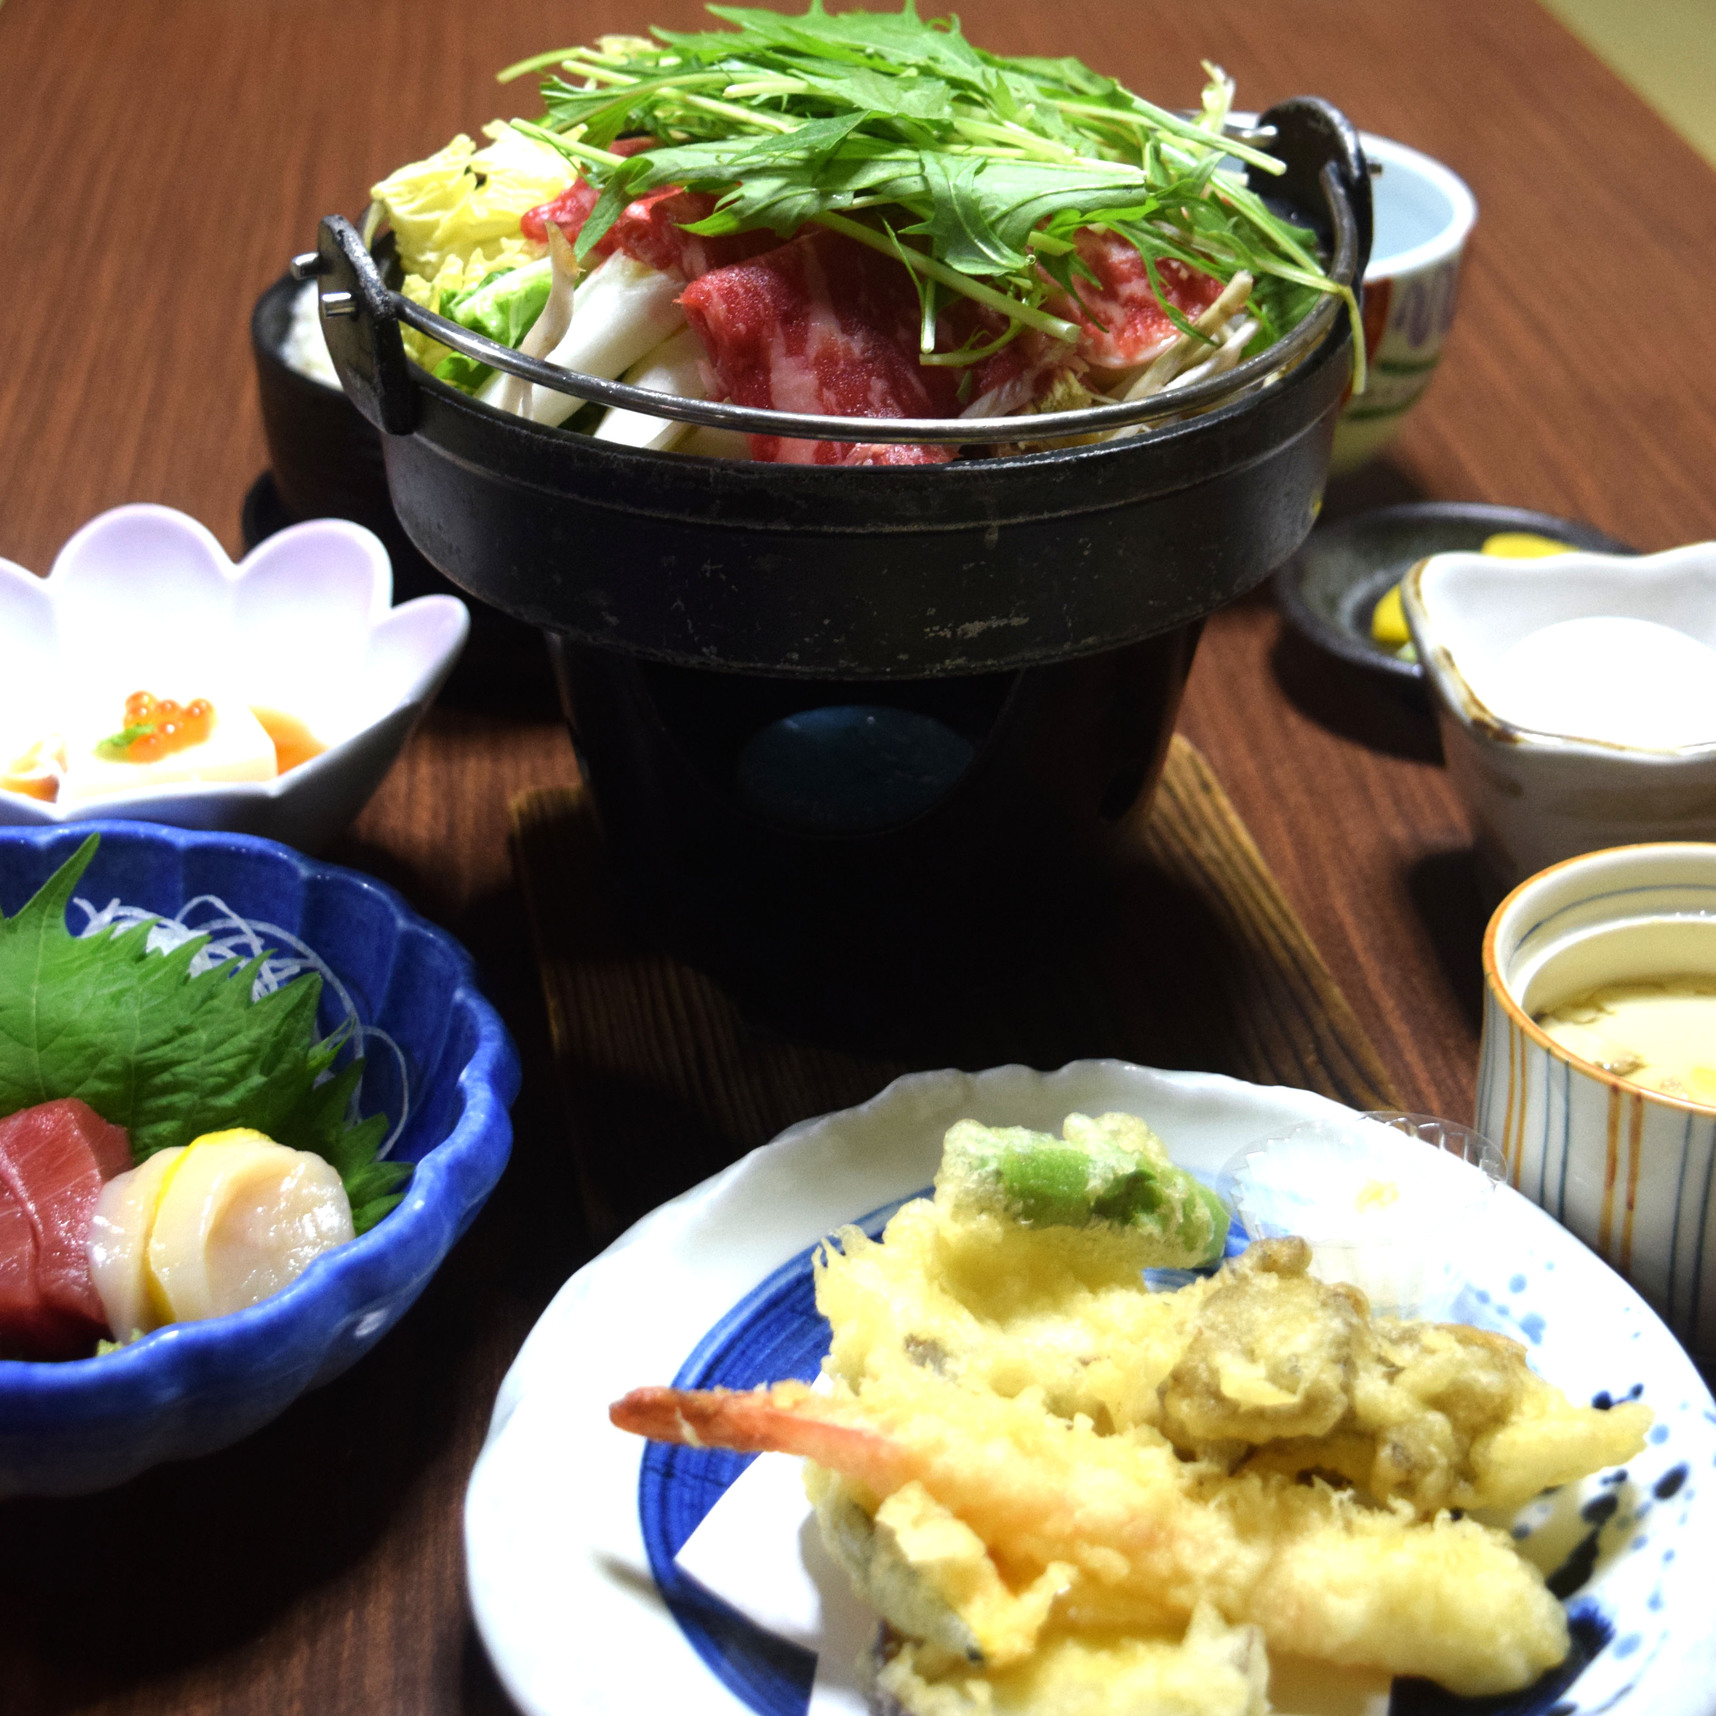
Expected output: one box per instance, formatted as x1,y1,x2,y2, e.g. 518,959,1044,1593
1478,842,1716,1358
1330,134,1478,474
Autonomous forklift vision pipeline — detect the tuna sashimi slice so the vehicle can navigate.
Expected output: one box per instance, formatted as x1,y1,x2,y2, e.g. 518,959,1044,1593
0,1177,99,1360
1048,230,1227,371
0,1177,54,1352
0,1097,132,1349
680,229,964,464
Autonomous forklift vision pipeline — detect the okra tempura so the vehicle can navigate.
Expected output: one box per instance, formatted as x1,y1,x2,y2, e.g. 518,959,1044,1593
367,4,1356,464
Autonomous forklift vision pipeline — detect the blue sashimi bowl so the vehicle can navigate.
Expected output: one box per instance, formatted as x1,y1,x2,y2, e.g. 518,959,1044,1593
0,821,519,1496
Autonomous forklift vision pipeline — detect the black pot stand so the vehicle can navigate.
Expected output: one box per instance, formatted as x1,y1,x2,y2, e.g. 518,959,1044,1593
549,626,1200,1041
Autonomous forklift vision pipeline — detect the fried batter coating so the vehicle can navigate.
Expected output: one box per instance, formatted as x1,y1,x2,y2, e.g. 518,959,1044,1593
1160,1242,1651,1513
935,1114,1229,1279
817,1192,1204,1429
615,1367,1572,1695
812,1470,1074,1666
821,1206,1647,1518
1159,1243,1369,1446
866,1603,1269,1716
612,1118,1651,1705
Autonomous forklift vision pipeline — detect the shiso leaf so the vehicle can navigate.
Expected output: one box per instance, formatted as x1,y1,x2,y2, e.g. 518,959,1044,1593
0,837,408,1233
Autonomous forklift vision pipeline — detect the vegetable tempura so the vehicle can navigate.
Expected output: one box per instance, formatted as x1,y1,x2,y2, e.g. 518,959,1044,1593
613,1112,1649,1707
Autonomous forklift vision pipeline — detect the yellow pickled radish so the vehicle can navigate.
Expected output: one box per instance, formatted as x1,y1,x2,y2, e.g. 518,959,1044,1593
1370,531,1575,654
1370,582,1411,647
145,1129,354,1323
86,1146,187,1340
1481,531,1574,558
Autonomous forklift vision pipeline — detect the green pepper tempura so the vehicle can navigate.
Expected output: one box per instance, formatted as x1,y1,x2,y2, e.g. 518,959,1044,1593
937,1111,1228,1271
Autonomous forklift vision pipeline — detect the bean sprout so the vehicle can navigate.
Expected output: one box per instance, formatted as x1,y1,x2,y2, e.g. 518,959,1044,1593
72,894,410,1160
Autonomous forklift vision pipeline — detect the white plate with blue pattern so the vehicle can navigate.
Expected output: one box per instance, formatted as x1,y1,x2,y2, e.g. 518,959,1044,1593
465,1062,1716,1716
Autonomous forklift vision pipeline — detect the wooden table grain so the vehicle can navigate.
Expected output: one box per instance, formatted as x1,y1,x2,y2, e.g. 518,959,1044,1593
2,0,1713,1709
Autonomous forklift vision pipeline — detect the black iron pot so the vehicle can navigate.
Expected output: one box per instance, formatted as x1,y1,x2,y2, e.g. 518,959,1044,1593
306,98,1372,1043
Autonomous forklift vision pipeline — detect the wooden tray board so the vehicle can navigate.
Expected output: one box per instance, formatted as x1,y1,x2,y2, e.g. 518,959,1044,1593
511,734,1399,1240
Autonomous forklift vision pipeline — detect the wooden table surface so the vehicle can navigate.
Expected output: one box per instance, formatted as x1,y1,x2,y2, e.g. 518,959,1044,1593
2,0,1714,1709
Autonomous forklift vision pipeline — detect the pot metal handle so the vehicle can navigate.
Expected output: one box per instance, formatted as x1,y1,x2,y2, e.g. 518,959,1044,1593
292,217,419,436
1257,97,1374,281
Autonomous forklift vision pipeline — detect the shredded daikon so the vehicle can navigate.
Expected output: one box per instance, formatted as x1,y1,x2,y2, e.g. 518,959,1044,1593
73,893,411,1160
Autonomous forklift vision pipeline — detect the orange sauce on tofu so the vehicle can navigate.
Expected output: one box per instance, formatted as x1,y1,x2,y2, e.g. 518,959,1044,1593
2,769,57,802
2,739,63,801
251,708,326,774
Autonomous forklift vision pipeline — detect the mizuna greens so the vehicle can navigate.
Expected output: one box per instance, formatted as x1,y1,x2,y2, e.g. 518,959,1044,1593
366,3,1362,456
499,4,1356,366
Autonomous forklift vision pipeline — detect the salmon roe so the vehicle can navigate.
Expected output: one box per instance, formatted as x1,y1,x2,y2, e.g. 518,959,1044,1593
110,691,215,762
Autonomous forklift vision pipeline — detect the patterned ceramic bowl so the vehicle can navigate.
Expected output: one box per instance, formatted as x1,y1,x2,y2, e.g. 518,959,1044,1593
1478,841,1716,1361
0,821,519,1495
1330,133,1477,473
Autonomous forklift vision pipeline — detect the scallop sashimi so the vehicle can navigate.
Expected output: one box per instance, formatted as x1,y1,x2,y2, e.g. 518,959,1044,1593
85,1147,184,1342
90,1129,355,1337
146,1131,354,1323
0,837,407,1358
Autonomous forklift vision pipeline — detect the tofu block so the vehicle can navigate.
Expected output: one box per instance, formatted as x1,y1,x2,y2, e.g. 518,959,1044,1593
59,696,277,803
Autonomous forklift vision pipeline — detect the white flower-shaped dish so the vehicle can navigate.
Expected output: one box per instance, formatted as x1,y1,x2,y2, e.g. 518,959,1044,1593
1402,544,1716,889
0,505,467,850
